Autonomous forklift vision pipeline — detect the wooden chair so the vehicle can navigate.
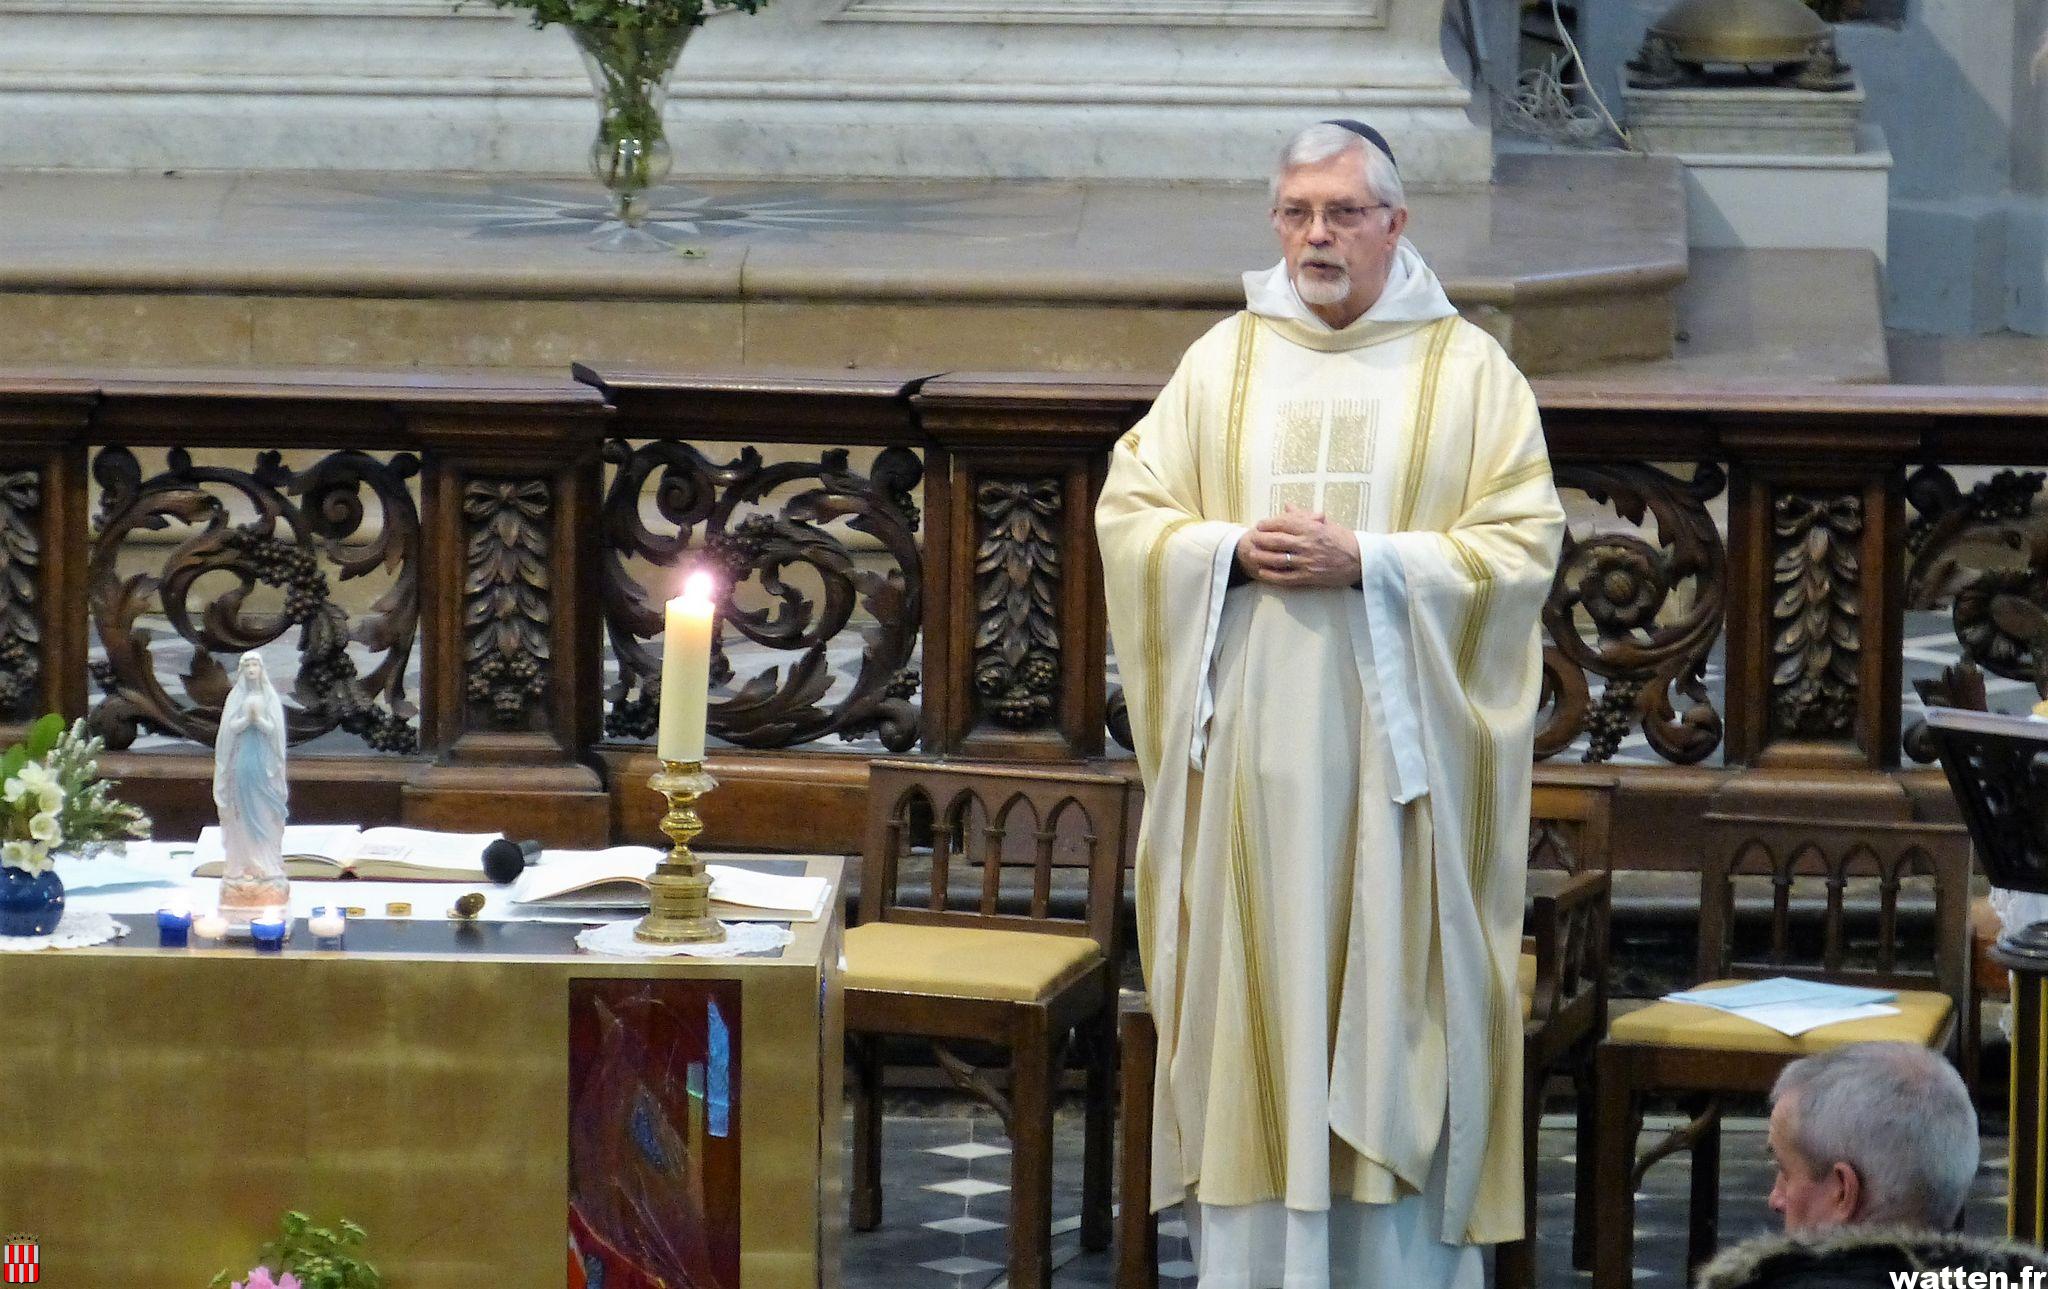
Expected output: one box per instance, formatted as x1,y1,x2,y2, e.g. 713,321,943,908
1112,784,1614,1289
845,760,1134,1289
1115,992,1160,1289
1528,773,1616,876
1498,865,1611,1289
1590,814,1975,1289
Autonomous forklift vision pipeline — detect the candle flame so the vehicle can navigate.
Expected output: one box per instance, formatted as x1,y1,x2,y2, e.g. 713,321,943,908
683,570,715,604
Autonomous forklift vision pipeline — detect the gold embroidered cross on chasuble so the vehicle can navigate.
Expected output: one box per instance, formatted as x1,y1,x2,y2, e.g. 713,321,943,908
1269,397,1378,528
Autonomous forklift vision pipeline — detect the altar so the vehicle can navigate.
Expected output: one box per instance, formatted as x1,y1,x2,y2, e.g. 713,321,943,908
0,856,845,1289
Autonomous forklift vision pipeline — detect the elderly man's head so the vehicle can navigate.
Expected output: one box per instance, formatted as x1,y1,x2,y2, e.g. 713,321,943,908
1269,122,1409,328
1766,1042,1977,1233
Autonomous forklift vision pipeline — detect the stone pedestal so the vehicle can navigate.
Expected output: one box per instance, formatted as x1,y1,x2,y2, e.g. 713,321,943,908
1671,125,1892,263
1622,80,1865,156
0,0,1493,185
1622,76,1890,264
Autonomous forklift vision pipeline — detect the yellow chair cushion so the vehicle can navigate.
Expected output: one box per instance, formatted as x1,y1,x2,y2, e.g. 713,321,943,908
1608,979,1953,1055
1518,953,1537,1022
844,922,1100,1003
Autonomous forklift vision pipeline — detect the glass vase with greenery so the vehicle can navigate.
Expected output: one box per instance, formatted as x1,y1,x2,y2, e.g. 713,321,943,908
487,0,766,250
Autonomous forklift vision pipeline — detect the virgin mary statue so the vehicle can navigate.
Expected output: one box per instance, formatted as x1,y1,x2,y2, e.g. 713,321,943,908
214,650,289,927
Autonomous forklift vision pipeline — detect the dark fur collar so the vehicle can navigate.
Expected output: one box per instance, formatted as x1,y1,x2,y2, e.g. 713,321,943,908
1695,1225,2048,1289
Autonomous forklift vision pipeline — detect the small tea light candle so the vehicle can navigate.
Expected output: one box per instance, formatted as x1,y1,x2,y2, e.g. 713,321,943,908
193,912,230,941
155,906,193,948
308,907,347,942
250,917,288,952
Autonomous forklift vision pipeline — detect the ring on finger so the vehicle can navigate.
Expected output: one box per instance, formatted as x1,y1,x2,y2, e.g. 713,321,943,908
1285,552,1294,568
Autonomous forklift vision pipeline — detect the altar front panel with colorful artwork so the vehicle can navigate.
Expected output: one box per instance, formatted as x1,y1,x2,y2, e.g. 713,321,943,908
569,979,742,1289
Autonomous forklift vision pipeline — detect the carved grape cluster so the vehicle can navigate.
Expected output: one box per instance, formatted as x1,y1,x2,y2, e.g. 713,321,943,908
343,707,419,754
1019,653,1056,691
298,646,417,754
1584,679,1644,763
976,654,1054,726
468,651,547,725
605,690,659,740
0,636,31,713
229,529,329,625
704,514,777,584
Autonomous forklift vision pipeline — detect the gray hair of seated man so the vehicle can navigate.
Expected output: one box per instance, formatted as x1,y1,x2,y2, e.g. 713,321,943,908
1771,1041,1979,1228
1269,122,1408,214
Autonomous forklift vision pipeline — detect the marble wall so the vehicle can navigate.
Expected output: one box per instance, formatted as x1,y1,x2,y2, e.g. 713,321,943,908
0,0,1494,185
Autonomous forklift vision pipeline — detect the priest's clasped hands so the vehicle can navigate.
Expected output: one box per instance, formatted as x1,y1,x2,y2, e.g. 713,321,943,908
1235,504,1363,588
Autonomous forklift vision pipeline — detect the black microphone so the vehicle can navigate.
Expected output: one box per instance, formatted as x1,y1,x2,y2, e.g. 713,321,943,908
482,838,542,884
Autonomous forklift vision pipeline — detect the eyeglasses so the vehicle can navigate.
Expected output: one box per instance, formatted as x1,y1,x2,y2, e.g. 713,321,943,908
1273,202,1392,231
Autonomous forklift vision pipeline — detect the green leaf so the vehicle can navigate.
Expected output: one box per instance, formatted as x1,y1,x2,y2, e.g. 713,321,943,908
0,745,24,784
24,713,63,757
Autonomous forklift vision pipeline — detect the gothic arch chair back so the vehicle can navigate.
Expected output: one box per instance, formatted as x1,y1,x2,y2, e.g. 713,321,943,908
845,759,1134,1289
1590,813,1974,1289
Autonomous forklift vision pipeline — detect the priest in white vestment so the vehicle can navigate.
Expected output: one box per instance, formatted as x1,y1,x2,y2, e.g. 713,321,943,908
1096,121,1565,1288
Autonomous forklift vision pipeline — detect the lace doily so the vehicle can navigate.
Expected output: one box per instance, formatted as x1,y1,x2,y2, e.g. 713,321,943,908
1985,888,2048,1040
0,910,131,953
576,918,794,959
1990,887,2048,939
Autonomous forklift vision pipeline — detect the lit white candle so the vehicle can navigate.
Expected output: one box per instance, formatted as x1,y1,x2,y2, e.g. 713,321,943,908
193,912,229,941
308,908,347,940
657,570,716,763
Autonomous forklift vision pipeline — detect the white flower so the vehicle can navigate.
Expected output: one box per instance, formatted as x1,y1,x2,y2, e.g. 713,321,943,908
1,839,50,874
15,761,58,796
6,761,61,808
28,811,59,844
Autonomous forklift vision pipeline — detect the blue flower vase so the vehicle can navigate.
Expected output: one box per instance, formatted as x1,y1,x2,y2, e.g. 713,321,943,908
0,864,64,936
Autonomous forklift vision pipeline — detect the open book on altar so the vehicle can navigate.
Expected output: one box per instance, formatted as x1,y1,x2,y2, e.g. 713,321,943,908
510,847,834,922
190,824,497,881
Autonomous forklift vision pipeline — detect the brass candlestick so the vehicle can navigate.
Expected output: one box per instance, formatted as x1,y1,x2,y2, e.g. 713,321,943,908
635,759,726,944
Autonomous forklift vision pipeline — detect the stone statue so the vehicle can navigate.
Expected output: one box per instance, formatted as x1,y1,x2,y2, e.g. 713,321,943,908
213,651,289,931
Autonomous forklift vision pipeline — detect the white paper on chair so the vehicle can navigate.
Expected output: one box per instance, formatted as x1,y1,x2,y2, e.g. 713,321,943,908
1717,1001,1902,1036
1665,976,1896,1011
1663,976,1903,1036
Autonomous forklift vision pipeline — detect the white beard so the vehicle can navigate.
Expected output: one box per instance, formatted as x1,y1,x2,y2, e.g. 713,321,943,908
1294,267,1351,306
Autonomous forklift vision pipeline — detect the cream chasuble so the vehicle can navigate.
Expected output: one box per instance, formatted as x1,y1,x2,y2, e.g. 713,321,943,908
1096,244,1564,1284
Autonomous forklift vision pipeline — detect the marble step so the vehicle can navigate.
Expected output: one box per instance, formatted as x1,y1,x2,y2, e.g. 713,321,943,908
0,152,1687,376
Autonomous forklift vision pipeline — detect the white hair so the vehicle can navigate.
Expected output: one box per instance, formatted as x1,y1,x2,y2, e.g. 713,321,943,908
1269,122,1407,212
1772,1042,1979,1228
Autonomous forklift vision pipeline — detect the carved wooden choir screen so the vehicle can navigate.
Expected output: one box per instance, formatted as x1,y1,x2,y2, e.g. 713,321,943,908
1,372,2044,857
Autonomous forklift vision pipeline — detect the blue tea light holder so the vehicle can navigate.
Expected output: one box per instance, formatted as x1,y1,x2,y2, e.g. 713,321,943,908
156,906,192,948
249,916,289,952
